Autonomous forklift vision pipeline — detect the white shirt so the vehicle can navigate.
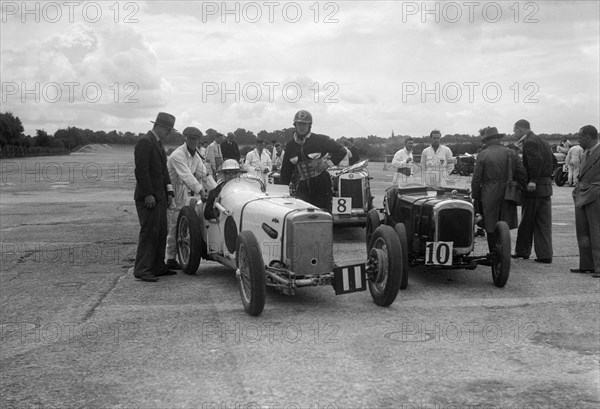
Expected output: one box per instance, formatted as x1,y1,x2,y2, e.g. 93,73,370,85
339,147,352,167
167,144,217,207
391,147,414,184
420,144,455,174
245,148,273,183
271,149,285,170
565,145,584,165
205,141,223,175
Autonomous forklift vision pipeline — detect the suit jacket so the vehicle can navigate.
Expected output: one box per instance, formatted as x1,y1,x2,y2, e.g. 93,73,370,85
134,131,171,202
521,131,554,197
573,144,600,208
221,140,240,161
471,144,527,231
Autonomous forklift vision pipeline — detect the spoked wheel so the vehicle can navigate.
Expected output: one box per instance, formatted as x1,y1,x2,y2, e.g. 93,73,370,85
365,208,381,253
491,221,511,287
367,225,403,306
236,231,266,316
554,168,567,186
393,223,409,290
176,206,203,275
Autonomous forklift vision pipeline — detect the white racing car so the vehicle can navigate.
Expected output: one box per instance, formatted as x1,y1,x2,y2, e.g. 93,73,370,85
176,172,402,316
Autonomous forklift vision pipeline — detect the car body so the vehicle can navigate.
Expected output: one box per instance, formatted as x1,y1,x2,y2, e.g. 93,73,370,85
366,182,511,288
451,154,476,176
176,173,402,315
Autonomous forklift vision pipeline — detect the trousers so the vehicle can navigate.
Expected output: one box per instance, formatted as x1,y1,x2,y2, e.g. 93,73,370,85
515,196,553,259
134,200,168,276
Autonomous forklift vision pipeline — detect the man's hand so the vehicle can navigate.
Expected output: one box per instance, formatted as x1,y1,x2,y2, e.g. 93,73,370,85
167,195,174,208
263,167,270,174
144,195,156,209
527,182,536,192
198,189,208,202
406,158,412,163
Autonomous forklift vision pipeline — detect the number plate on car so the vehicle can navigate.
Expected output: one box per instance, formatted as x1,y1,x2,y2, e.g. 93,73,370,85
332,197,352,214
425,242,453,266
333,263,366,294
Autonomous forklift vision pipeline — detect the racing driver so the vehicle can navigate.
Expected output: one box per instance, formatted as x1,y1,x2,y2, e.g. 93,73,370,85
279,110,346,212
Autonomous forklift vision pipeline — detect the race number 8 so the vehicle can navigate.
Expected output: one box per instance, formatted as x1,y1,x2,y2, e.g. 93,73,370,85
425,242,453,265
333,197,352,214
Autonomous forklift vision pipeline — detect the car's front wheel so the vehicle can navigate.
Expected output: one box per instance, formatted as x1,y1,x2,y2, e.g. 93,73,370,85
367,225,402,306
236,231,266,316
176,206,203,275
491,221,511,287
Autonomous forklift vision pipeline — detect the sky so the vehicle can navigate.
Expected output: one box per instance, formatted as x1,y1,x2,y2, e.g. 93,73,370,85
1,0,599,139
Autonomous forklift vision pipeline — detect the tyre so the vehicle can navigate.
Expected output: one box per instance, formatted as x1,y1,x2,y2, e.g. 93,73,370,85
491,221,511,288
176,206,203,275
554,168,566,186
367,225,403,306
236,231,266,316
365,208,381,253
393,223,409,290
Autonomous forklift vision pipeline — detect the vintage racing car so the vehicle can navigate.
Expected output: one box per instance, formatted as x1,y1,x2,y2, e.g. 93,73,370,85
366,180,511,289
176,172,402,316
269,159,374,226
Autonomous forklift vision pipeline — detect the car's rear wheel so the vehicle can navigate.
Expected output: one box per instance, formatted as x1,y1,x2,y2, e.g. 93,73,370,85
367,225,402,306
554,167,566,186
393,223,409,290
176,206,203,275
236,231,266,316
365,208,381,253
491,221,511,287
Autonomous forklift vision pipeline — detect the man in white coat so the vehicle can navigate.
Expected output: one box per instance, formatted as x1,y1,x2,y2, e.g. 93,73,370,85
420,130,455,186
165,127,216,270
205,133,224,176
245,138,272,184
565,143,584,187
391,137,415,185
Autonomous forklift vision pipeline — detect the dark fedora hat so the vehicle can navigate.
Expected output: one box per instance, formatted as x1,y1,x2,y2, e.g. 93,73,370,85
482,127,505,141
182,127,203,139
150,112,177,132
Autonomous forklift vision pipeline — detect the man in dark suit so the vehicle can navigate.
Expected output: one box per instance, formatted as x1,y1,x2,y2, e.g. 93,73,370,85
570,125,600,277
512,119,555,263
133,112,177,282
221,132,240,163
471,127,527,252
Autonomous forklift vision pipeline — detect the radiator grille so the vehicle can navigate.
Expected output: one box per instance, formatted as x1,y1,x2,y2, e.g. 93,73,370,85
438,208,472,248
340,178,364,208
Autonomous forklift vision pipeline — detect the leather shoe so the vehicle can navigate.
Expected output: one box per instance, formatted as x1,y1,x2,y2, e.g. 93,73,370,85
534,258,552,264
166,259,182,270
135,275,159,282
155,269,177,277
570,268,595,274
511,254,529,259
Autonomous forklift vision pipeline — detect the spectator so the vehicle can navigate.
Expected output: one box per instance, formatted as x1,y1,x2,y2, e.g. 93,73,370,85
557,136,571,154
271,142,285,171
471,127,527,253
221,132,240,162
570,125,600,278
512,119,555,263
391,137,415,185
420,130,454,186
205,133,225,176
565,143,584,187
245,138,272,184
348,138,360,165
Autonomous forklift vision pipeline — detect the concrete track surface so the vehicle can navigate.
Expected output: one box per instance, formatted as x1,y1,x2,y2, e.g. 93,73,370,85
1,146,598,409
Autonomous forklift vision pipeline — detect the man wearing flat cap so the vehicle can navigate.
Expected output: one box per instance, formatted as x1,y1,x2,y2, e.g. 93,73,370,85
471,127,527,253
165,127,217,271
512,119,556,263
133,112,177,282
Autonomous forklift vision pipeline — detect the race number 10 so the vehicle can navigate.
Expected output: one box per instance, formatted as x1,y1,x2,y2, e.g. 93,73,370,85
332,197,352,214
425,241,453,265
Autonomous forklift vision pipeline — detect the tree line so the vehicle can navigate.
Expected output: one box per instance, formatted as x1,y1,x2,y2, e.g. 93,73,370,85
0,111,578,160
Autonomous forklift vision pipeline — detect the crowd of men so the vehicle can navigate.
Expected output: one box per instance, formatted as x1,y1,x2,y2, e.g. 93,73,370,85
132,111,599,282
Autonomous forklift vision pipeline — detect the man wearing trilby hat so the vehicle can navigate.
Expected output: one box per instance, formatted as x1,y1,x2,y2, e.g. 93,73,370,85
471,127,527,253
133,112,177,282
